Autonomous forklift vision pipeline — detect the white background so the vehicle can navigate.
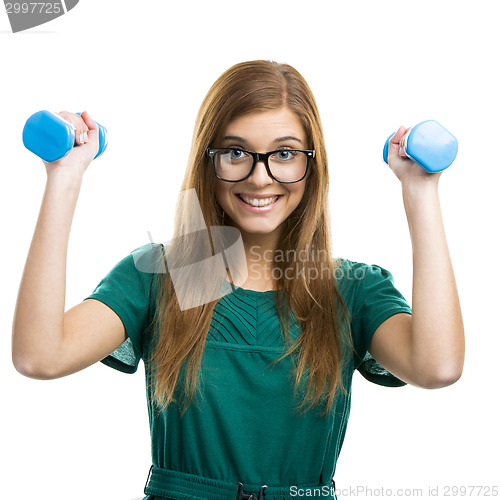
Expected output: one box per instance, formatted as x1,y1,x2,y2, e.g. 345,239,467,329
1,1,499,499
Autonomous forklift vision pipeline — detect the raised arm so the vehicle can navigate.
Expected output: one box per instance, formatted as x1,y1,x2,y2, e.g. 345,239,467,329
367,126,465,389
12,111,126,379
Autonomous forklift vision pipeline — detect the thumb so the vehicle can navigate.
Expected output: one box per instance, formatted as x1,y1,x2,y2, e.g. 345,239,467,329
80,111,98,136
389,125,406,147
79,111,100,158
388,125,407,159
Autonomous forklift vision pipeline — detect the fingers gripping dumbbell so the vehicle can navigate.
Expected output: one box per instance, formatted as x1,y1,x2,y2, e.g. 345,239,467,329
22,110,108,163
383,119,458,173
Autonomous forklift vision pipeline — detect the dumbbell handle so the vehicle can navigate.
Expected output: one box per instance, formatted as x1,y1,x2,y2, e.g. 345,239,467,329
382,119,458,173
23,110,108,163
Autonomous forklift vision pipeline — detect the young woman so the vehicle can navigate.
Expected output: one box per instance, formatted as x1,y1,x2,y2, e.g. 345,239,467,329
12,60,465,500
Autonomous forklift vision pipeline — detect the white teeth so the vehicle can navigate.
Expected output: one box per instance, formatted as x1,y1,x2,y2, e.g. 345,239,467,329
240,195,279,207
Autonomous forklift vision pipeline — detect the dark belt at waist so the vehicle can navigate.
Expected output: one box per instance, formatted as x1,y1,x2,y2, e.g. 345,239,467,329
144,465,337,500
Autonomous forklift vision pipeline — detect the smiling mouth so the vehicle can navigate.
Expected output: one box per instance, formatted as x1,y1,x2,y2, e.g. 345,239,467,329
236,194,283,207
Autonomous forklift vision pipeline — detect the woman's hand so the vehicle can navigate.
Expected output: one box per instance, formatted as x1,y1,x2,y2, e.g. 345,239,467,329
42,110,100,180
386,125,442,188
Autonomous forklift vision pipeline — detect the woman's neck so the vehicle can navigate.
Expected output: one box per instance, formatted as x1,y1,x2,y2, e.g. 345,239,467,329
228,228,283,291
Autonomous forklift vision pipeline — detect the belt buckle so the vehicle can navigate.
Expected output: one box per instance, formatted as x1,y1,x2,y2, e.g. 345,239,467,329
235,481,267,500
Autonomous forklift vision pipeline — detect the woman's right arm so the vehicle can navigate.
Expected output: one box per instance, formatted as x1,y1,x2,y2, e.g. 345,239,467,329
12,111,127,380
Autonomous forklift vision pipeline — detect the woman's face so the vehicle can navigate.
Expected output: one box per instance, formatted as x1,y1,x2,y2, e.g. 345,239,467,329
214,107,310,240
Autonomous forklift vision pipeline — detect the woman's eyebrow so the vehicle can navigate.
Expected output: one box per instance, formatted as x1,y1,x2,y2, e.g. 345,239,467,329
222,135,303,145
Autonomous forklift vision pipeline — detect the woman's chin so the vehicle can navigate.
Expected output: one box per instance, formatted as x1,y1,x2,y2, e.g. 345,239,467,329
233,218,282,236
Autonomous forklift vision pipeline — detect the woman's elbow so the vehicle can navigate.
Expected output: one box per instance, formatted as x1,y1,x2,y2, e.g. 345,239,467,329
12,353,56,380
419,366,463,389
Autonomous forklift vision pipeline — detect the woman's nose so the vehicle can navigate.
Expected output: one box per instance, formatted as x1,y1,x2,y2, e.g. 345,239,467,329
248,160,273,184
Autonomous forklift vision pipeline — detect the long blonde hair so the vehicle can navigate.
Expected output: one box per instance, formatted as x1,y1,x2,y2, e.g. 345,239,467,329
147,60,353,418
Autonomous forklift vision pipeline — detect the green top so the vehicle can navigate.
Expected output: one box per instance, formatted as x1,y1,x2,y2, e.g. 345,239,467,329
84,243,412,499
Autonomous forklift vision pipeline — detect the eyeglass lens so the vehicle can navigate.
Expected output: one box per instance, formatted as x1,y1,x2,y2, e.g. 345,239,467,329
214,149,307,182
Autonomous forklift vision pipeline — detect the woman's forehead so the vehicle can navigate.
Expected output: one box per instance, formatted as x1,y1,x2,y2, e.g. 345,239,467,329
223,108,306,140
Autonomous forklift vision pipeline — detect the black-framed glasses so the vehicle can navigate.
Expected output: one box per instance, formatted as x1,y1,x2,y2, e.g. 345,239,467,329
206,147,315,183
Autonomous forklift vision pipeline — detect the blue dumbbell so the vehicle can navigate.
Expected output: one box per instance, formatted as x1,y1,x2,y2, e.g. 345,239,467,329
23,110,108,163
383,119,458,173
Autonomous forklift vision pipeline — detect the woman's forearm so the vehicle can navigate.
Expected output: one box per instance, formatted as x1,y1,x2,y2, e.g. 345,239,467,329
402,181,465,385
12,171,83,377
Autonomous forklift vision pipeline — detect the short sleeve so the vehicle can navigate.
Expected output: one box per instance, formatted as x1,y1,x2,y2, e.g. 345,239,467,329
348,261,413,387
83,242,165,374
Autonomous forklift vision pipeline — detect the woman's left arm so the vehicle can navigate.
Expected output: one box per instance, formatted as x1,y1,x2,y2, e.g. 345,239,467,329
368,126,465,389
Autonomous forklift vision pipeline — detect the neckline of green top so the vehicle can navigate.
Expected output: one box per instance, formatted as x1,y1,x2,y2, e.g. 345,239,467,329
224,280,284,296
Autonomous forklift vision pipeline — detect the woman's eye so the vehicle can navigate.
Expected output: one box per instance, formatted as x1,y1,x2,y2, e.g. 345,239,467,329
275,149,297,160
